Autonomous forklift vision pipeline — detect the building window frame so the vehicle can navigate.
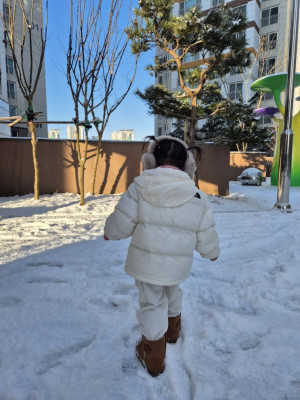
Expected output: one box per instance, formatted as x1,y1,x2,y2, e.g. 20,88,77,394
212,0,224,7
6,56,14,74
263,92,274,101
260,32,278,51
229,82,243,101
7,81,16,100
261,7,279,27
259,115,272,125
258,57,276,77
233,5,246,17
3,4,9,24
179,0,201,16
230,66,243,76
9,105,18,116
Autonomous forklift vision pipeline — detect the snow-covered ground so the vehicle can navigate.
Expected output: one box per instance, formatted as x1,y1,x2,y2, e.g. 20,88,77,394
0,180,300,400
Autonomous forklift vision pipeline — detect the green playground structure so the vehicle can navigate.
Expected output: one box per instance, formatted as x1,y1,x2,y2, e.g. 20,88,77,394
251,72,300,186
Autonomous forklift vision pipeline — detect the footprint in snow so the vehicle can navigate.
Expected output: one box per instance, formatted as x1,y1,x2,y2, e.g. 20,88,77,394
26,262,63,268
0,297,22,307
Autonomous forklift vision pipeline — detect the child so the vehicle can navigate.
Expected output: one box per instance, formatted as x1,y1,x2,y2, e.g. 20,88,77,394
104,135,220,377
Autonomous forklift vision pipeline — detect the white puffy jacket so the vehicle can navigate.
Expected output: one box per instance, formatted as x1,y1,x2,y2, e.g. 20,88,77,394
104,168,220,286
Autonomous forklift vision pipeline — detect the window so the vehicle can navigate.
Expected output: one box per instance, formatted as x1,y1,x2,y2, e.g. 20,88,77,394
263,92,274,101
3,4,9,24
6,56,14,74
230,66,243,76
179,0,201,16
158,75,163,84
260,32,277,51
158,127,162,136
212,0,224,7
233,5,246,17
258,57,276,77
183,51,199,63
258,115,272,125
261,7,278,27
7,81,16,99
229,82,243,100
234,30,246,41
11,129,28,138
9,105,18,116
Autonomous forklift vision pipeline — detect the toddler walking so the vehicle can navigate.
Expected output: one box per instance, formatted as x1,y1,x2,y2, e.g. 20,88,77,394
104,136,220,377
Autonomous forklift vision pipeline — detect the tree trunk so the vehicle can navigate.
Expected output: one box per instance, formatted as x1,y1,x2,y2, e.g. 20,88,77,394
90,134,103,195
189,95,197,147
189,96,199,188
28,121,39,200
78,129,89,206
79,160,85,206
184,121,188,143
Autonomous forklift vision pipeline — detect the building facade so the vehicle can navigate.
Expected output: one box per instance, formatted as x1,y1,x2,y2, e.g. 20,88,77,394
0,0,48,138
111,129,134,140
67,125,85,140
155,0,300,136
48,129,60,139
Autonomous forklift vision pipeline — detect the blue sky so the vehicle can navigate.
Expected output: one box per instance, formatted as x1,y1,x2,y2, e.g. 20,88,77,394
45,0,154,141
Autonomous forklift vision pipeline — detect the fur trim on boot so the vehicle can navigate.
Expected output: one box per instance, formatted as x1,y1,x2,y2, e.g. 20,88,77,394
136,335,166,377
166,314,181,343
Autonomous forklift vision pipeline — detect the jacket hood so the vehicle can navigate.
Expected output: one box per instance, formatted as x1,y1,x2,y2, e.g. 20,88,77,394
134,168,197,207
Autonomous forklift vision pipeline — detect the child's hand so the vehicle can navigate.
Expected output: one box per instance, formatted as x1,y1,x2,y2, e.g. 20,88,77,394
210,257,218,261
104,234,109,241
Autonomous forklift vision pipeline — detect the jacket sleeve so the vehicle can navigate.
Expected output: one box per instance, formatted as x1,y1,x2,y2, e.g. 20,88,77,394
104,183,138,240
195,195,220,259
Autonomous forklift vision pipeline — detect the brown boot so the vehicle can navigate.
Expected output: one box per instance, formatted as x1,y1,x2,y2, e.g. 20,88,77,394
166,314,181,343
136,335,166,377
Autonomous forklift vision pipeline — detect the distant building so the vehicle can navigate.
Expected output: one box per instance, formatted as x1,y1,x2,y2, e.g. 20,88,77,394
48,129,60,139
67,125,85,140
111,129,134,141
0,0,48,138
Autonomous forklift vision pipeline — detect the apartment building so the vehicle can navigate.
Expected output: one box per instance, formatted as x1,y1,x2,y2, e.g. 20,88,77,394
67,125,85,140
111,129,135,141
0,0,48,138
48,129,60,139
155,0,300,136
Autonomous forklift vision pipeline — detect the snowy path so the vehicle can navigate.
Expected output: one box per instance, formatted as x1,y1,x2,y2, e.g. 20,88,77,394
0,183,300,399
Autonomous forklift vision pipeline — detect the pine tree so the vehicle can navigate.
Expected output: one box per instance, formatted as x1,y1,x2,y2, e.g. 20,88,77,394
126,1,251,145
200,98,275,151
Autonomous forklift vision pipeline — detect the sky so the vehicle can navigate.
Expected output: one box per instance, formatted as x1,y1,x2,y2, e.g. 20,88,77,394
45,0,155,141
0,180,300,399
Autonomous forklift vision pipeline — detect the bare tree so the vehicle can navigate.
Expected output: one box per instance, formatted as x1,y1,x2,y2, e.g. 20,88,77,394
67,0,138,205
1,0,48,200
220,34,287,107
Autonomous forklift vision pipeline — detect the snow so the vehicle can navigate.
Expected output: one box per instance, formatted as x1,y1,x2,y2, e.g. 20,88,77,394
1,180,300,400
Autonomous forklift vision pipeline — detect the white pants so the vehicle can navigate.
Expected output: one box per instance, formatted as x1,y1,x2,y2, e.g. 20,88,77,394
135,280,183,341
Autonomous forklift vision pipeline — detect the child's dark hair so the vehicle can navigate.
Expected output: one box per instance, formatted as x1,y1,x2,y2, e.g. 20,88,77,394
143,135,201,171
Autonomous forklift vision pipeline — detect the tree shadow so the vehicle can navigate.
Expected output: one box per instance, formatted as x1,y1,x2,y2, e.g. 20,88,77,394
110,158,129,194
99,147,112,194
0,200,79,220
62,141,96,194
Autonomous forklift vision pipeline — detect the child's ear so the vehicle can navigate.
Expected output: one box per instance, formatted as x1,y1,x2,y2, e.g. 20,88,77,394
142,153,157,170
